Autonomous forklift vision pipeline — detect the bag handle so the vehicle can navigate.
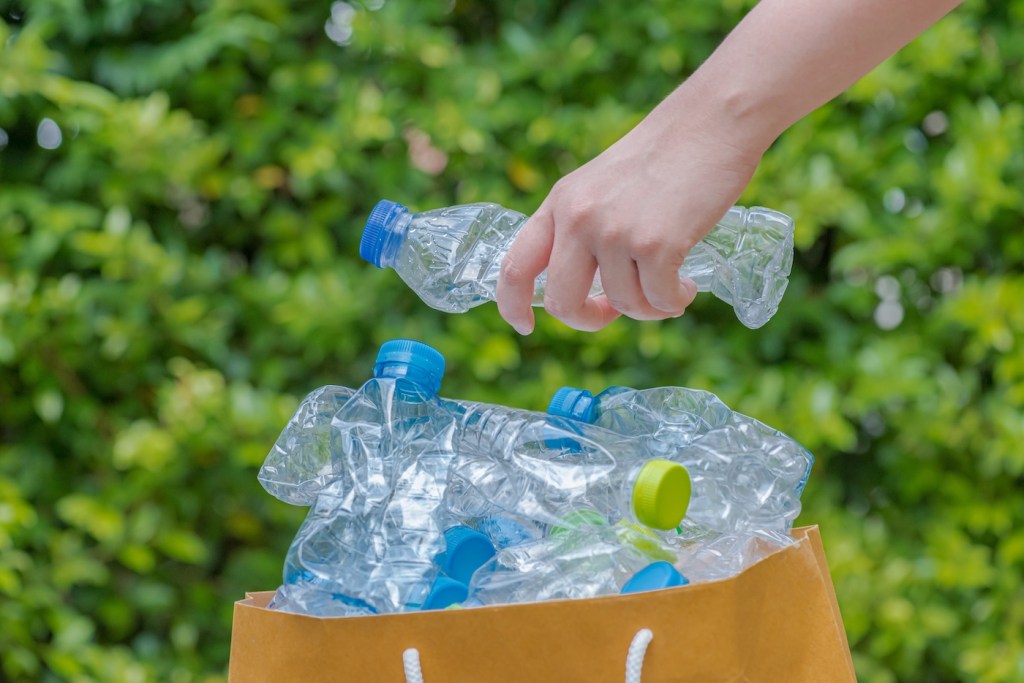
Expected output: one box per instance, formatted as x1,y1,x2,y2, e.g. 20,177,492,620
402,627,654,683
625,628,654,683
402,648,424,683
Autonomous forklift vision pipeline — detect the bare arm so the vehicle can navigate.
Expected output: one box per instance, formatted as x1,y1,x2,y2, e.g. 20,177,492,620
683,0,964,153
496,0,964,334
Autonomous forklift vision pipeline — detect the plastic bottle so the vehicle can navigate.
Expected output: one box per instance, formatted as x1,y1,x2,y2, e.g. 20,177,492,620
475,513,544,549
270,340,477,616
464,525,687,607
547,385,813,536
667,525,794,583
270,568,469,617
359,200,795,329
258,384,358,506
444,403,692,534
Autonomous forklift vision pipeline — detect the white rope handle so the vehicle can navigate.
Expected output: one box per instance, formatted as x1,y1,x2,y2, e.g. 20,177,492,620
402,627,653,683
625,628,653,683
403,648,424,683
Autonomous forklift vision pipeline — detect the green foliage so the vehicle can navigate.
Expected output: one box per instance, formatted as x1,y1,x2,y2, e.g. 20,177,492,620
1,1,1022,681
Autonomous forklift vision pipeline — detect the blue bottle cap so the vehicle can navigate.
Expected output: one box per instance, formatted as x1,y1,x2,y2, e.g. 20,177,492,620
421,576,469,611
360,200,409,267
620,561,689,595
441,526,496,584
373,339,445,395
547,387,597,423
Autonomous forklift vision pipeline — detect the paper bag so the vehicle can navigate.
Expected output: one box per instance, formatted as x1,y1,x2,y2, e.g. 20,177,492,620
228,526,855,682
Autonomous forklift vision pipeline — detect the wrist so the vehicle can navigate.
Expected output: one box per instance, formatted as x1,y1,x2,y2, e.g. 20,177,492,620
663,70,788,161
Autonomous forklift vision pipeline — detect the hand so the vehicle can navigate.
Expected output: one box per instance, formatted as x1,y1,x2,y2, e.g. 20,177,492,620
497,86,764,334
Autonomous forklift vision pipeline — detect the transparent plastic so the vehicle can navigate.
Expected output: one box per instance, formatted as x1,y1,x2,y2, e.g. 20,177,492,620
444,404,689,534
269,377,460,616
258,384,357,506
587,386,813,536
667,523,794,583
372,202,794,329
465,526,653,606
257,343,815,613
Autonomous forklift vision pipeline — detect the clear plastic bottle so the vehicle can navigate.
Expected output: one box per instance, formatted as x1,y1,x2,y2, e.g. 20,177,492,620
258,384,358,506
270,567,469,617
667,524,794,583
360,200,795,329
547,386,813,537
270,340,469,616
464,525,686,607
444,403,692,534
475,513,544,549
256,341,457,508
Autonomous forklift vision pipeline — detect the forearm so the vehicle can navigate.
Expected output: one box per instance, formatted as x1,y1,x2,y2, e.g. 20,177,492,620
651,0,964,154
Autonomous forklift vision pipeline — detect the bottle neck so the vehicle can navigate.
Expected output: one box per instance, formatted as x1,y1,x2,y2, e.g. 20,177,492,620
372,366,440,400
379,212,412,269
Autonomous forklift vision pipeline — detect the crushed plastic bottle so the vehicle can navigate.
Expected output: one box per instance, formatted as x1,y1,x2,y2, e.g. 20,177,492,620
464,525,686,607
259,341,813,612
547,385,813,537
444,403,692,536
360,200,795,329
268,340,486,616
668,524,794,583
258,384,358,506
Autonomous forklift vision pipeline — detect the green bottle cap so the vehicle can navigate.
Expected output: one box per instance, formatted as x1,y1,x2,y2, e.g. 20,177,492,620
549,508,609,537
631,459,691,531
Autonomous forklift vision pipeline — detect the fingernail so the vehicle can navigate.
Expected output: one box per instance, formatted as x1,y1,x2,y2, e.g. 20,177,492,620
515,323,533,335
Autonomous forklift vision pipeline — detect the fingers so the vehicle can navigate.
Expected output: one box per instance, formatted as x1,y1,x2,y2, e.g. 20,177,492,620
497,211,555,335
635,250,699,316
542,234,621,331
499,213,697,332
594,248,680,321
499,187,702,333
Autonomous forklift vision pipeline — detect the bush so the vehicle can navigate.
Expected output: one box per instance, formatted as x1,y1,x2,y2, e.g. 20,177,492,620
1,1,1021,681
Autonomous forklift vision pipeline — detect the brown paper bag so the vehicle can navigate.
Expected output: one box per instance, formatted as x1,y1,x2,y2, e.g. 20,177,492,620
228,526,855,683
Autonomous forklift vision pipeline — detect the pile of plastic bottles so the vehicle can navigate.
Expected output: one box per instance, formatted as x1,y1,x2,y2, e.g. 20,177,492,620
256,198,804,616
258,339,813,617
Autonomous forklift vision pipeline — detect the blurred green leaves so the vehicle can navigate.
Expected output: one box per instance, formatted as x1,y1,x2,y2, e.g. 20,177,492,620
1,0,1023,681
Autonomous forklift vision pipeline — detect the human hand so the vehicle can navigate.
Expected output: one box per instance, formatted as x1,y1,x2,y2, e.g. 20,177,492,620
496,87,764,334
495,0,965,336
